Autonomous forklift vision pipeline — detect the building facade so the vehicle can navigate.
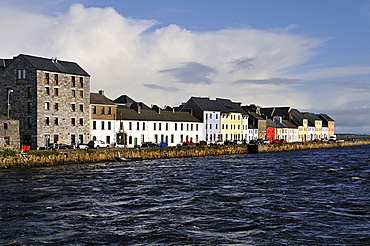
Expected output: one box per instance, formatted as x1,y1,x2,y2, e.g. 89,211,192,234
0,54,90,149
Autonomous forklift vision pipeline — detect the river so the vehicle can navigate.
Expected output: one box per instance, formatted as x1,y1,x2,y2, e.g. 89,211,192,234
1,145,369,245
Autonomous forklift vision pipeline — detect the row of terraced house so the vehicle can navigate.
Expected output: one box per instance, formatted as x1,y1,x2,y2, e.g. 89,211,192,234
0,54,335,150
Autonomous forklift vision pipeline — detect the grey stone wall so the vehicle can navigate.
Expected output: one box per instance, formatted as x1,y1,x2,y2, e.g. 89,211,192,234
0,119,20,149
0,55,91,149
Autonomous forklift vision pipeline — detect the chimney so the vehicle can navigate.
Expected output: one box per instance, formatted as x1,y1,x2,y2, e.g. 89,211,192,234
137,102,141,114
98,90,104,95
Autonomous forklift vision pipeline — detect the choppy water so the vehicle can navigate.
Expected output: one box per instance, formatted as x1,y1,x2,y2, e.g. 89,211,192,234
1,145,369,245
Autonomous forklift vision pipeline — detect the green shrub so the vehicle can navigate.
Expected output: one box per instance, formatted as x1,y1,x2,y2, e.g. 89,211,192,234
0,149,18,157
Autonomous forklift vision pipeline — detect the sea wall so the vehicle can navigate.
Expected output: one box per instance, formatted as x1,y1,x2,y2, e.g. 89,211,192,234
1,140,369,169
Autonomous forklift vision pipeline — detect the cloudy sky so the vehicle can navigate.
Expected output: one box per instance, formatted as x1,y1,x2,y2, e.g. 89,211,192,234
1,0,370,133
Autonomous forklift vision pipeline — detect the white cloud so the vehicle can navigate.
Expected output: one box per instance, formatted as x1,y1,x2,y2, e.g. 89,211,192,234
1,3,369,132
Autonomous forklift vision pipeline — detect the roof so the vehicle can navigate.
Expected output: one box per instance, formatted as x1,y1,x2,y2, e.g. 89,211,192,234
266,119,287,128
216,98,246,114
114,95,137,105
90,93,116,105
318,113,335,122
261,107,290,119
184,97,227,112
117,108,202,122
282,120,297,129
5,54,90,76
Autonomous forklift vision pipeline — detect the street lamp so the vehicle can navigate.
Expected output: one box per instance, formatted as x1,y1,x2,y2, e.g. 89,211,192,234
7,89,13,118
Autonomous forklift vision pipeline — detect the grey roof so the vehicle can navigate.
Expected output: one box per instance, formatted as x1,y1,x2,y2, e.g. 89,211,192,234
216,98,246,114
282,120,297,129
318,113,335,122
114,95,137,105
184,97,227,112
90,93,115,105
261,107,290,119
117,108,202,122
12,54,89,76
266,119,287,128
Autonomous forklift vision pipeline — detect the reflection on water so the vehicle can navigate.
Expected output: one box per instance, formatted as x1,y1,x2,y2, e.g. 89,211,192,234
1,145,369,245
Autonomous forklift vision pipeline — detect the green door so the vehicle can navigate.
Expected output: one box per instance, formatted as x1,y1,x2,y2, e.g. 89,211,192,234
134,138,138,146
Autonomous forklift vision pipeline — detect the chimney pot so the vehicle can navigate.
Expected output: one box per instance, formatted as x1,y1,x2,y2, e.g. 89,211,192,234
98,90,104,95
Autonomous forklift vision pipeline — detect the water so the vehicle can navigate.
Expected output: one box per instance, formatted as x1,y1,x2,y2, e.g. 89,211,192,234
1,145,369,245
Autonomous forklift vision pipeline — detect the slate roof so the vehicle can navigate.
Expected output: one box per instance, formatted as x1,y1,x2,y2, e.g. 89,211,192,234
266,119,287,128
216,98,245,114
260,107,290,119
117,108,201,122
0,59,13,69
8,54,90,76
282,120,297,129
318,114,335,122
186,97,227,112
90,93,116,105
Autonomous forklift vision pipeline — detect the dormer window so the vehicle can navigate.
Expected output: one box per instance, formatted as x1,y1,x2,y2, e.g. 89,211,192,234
17,69,26,80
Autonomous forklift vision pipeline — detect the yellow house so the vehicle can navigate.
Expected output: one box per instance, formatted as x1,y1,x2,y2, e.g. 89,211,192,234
289,109,308,142
220,112,243,141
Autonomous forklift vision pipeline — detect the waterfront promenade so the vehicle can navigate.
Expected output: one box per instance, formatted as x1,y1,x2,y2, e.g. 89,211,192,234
1,140,369,169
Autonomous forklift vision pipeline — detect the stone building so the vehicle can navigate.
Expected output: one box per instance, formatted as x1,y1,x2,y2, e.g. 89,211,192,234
0,54,90,149
0,116,20,149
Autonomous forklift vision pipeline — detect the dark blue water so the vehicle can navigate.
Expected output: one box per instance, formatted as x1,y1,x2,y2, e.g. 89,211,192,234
1,145,369,245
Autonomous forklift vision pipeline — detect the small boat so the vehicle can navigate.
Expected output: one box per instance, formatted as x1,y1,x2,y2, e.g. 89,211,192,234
114,156,143,162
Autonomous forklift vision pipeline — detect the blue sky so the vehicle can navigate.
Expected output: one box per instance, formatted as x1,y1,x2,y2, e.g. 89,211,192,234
1,0,370,133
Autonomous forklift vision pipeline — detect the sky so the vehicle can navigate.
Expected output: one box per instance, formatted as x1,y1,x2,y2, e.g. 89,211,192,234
1,0,370,133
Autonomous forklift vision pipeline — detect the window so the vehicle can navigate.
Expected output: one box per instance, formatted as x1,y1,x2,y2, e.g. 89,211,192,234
108,121,111,130
71,118,76,126
45,102,50,111
71,134,76,145
101,121,105,130
53,88,58,96
17,69,26,79
101,107,105,115
71,76,76,87
142,122,145,130
153,123,156,130
191,124,193,131
159,123,162,131
54,117,58,125
79,104,84,112
79,77,84,87
45,87,50,95
92,121,96,129
45,117,50,125
54,74,58,85
175,123,177,131
181,123,183,131
71,104,76,112
27,117,32,128
79,118,83,126
129,122,132,130
27,102,32,113
27,87,31,98
79,90,83,98
4,123,8,129
166,123,169,131
71,90,76,97
4,137,10,145
92,106,96,114
108,107,112,115
137,122,140,130
54,103,59,111
45,73,50,84
171,134,174,143
106,136,110,144
196,124,198,131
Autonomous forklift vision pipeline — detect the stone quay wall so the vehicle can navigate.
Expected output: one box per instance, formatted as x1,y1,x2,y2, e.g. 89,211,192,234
1,140,369,169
